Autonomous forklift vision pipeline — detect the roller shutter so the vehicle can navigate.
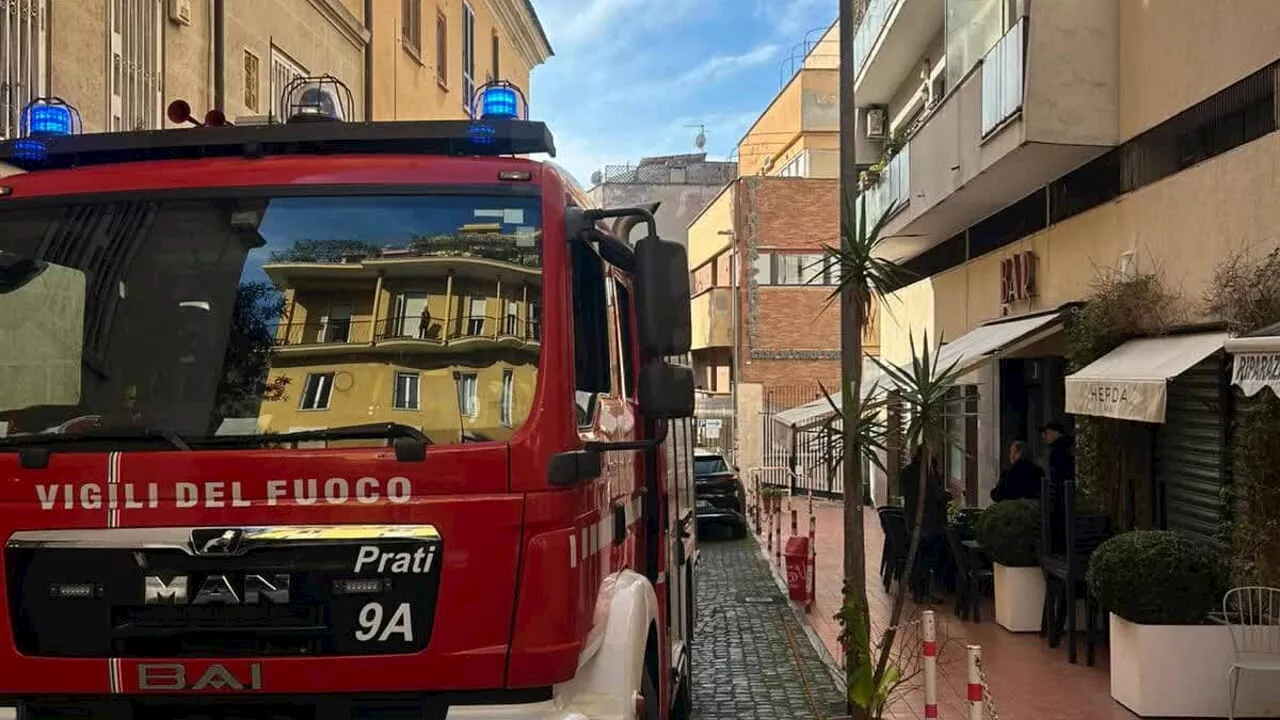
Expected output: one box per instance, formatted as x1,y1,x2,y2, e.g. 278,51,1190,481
1154,356,1228,543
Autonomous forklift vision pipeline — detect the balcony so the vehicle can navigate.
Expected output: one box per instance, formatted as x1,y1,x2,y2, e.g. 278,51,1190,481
274,314,541,357
876,5,1120,263
691,287,735,351
853,0,945,106
737,68,838,176
864,144,910,226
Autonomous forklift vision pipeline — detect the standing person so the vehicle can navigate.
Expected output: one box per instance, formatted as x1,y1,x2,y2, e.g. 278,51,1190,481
1040,421,1074,554
991,440,1045,502
419,302,433,340
899,446,951,603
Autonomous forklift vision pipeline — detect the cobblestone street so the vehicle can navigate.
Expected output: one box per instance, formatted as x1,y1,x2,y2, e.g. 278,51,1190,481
691,533,846,720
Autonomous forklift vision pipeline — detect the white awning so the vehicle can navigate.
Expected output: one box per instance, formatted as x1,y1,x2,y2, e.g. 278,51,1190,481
933,310,1066,380
1224,321,1280,397
1065,332,1228,423
770,359,886,433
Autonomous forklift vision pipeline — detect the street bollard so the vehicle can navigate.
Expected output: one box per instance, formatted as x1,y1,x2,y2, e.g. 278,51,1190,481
966,645,983,720
923,610,937,719
774,505,782,571
766,495,774,554
752,477,760,534
806,514,816,613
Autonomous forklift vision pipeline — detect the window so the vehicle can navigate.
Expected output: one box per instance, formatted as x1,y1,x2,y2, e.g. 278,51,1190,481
490,32,500,81
467,297,486,335
528,302,541,340
776,152,809,178
107,0,163,131
504,299,519,335
393,371,420,410
754,252,837,286
614,280,636,398
457,373,478,417
243,50,260,112
461,1,476,112
500,369,514,426
323,303,353,343
401,0,422,57
571,238,611,399
2,0,49,139
435,10,448,87
269,46,308,121
300,373,334,410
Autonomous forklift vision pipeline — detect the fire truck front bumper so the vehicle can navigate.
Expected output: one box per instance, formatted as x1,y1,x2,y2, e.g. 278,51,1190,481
444,702,589,719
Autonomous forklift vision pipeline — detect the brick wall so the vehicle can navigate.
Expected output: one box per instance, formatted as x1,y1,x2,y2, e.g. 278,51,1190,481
736,177,842,391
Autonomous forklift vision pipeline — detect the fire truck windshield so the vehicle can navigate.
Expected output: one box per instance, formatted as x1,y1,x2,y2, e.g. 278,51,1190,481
0,192,543,447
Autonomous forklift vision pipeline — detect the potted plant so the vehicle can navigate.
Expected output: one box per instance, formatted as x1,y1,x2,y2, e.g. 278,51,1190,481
760,485,784,513
1087,530,1279,717
974,499,1044,632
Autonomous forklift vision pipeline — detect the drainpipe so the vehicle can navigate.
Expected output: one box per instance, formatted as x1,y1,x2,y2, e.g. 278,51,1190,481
212,0,225,110
719,229,739,467
363,0,374,120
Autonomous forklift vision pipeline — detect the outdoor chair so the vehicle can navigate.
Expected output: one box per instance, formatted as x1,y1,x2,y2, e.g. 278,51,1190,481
945,523,992,622
877,506,908,593
1039,475,1108,666
1222,586,1280,720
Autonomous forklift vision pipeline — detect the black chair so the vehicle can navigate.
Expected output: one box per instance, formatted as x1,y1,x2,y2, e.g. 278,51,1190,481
877,506,908,593
945,524,992,622
1039,476,1109,665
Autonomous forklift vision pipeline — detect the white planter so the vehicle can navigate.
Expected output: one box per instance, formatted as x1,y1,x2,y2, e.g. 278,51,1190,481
992,563,1045,633
1110,613,1280,718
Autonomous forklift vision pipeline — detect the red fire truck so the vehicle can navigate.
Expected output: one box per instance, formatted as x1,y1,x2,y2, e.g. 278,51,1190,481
0,77,699,720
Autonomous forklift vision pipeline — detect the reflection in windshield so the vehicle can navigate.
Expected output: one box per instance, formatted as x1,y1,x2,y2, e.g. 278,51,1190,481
0,194,543,446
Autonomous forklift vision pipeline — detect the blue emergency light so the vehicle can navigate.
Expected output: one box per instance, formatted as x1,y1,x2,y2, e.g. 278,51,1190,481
20,97,81,138
474,81,528,121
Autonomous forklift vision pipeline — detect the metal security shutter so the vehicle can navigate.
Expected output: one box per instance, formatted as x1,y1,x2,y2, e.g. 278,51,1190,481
1154,356,1227,543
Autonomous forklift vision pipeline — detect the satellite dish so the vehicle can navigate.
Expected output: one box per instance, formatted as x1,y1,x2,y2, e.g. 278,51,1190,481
590,170,603,185
694,130,706,150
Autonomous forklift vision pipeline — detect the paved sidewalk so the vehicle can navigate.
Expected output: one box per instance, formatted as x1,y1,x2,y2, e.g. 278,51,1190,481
760,498,1136,720
691,532,848,720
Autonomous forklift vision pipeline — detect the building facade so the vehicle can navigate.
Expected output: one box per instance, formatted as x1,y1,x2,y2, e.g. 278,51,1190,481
260,247,541,443
858,0,1280,532
1,0,550,139
586,153,737,247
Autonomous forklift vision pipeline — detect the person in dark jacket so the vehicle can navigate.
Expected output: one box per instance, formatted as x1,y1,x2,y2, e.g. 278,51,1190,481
1040,421,1074,555
991,440,1044,502
899,446,951,603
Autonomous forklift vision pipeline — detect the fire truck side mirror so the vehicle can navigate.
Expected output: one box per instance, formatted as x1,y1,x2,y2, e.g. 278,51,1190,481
637,361,695,419
633,234,692,357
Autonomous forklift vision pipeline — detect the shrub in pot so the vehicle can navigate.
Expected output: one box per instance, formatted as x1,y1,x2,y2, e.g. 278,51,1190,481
1085,530,1265,717
974,500,1043,632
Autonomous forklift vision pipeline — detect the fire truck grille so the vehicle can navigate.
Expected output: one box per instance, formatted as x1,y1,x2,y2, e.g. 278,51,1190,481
4,531,443,658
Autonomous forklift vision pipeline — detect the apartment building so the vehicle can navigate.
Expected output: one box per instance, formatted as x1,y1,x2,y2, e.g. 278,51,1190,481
0,0,550,139
686,22,882,479
259,245,541,443
372,0,551,120
586,153,738,246
856,0,1280,530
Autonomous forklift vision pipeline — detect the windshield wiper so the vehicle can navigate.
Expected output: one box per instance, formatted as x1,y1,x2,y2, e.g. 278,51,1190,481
2,425,190,450
200,422,431,448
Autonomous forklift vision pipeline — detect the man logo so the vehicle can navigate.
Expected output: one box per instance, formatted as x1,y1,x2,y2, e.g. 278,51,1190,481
137,663,263,691
191,528,243,556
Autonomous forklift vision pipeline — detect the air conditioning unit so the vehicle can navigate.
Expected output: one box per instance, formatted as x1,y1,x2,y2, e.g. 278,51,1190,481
865,107,888,141
167,0,192,26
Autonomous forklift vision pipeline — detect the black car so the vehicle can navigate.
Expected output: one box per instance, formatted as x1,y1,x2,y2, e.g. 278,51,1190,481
693,449,748,539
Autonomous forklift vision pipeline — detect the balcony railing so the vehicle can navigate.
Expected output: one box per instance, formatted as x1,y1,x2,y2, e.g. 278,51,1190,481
981,18,1026,137
275,314,541,348
864,144,910,224
853,0,899,78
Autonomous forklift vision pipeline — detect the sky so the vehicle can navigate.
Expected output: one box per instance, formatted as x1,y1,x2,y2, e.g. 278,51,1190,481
527,0,837,187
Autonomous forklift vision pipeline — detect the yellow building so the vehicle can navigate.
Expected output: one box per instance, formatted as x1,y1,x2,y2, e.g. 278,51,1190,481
370,0,553,120
259,249,541,444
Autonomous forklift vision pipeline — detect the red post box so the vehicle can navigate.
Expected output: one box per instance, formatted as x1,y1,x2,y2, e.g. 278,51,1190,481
784,536,810,603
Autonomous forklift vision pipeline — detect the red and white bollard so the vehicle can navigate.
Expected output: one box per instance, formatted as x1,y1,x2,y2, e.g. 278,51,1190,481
922,610,937,719
966,644,984,720
806,514,816,613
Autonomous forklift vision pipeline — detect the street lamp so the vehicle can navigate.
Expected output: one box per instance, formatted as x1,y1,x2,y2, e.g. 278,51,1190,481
718,229,739,467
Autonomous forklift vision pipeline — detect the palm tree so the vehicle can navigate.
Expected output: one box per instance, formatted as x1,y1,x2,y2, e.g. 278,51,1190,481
867,331,974,692
819,192,906,700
